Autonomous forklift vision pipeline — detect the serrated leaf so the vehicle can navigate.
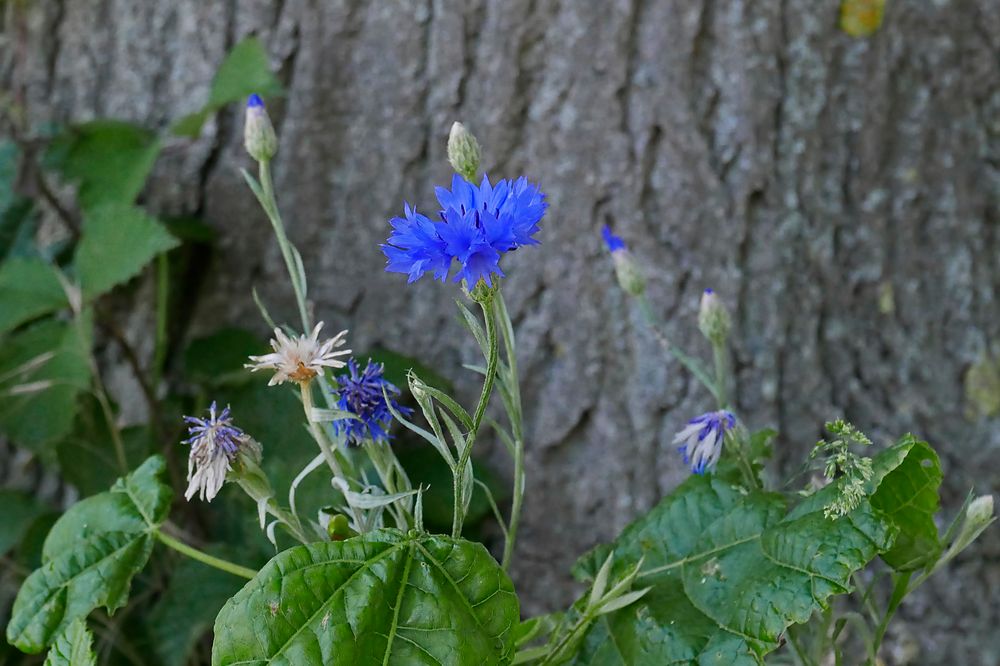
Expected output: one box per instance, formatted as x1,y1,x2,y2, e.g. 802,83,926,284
0,257,69,335
5,456,172,653
46,121,161,212
869,436,942,570
0,317,91,451
171,37,284,138
568,468,899,665
75,203,179,298
43,619,95,666
212,528,519,665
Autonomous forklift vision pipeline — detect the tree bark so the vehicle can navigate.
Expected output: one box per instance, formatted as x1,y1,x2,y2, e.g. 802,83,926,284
5,0,999,662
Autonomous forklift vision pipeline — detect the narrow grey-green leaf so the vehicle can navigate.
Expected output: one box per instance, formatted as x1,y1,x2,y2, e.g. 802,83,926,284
76,203,179,298
43,619,95,666
5,455,172,653
213,528,519,665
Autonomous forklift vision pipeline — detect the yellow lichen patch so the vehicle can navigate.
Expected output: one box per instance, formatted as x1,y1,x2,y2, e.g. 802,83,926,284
840,0,886,37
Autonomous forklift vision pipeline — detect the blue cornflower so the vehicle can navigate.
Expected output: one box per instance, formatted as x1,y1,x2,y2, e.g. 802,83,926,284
672,410,736,474
602,225,627,252
381,174,547,287
331,359,412,446
182,402,246,501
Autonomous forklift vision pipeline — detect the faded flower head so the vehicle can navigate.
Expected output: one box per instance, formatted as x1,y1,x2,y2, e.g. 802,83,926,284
672,410,736,474
381,173,547,288
182,402,246,502
331,358,412,446
246,322,350,386
244,94,277,162
602,225,645,297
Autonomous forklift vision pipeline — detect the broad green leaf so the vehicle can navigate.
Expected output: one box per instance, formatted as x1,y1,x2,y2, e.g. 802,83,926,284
75,203,179,298
5,455,172,653
147,556,246,666
0,257,69,335
212,529,519,665
869,436,942,570
0,317,91,450
43,619,96,666
172,37,284,138
0,491,48,556
46,121,160,212
567,468,899,665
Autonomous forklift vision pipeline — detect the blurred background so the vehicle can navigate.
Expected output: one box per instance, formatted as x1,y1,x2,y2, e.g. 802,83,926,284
1,0,998,664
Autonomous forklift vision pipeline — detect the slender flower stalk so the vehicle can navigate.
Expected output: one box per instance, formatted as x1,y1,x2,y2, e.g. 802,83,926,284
453,293,499,537
496,292,525,570
156,530,256,579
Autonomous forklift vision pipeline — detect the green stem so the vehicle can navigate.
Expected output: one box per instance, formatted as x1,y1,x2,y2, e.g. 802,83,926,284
156,531,256,579
453,295,499,538
497,293,525,570
870,571,912,662
258,159,310,333
712,341,729,409
152,253,169,390
785,625,815,666
636,294,718,400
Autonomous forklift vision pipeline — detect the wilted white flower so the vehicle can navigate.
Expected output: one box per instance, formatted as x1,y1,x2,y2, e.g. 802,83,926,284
183,402,250,502
245,322,350,386
672,410,737,474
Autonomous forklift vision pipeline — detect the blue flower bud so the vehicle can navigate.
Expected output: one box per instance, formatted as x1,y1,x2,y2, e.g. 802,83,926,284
244,94,277,162
602,226,645,297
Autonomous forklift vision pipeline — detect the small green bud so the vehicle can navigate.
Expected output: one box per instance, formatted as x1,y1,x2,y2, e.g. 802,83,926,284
966,495,994,531
244,94,277,162
327,513,356,541
611,250,646,297
448,121,481,182
698,289,731,345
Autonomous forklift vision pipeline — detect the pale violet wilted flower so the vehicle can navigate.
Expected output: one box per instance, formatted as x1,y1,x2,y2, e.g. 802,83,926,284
245,322,350,386
182,402,255,502
672,410,736,474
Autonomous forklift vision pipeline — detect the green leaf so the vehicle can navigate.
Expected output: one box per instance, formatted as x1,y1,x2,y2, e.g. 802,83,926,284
171,37,284,138
568,472,897,665
0,491,48,557
212,528,519,665
46,121,161,212
869,436,942,570
0,257,69,335
0,317,91,451
43,619,96,666
147,555,246,666
75,203,179,298
5,455,172,653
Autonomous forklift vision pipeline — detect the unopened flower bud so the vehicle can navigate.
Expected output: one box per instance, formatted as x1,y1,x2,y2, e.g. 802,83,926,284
244,94,277,163
966,495,994,530
327,513,356,541
698,289,731,346
448,121,481,182
602,226,645,297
